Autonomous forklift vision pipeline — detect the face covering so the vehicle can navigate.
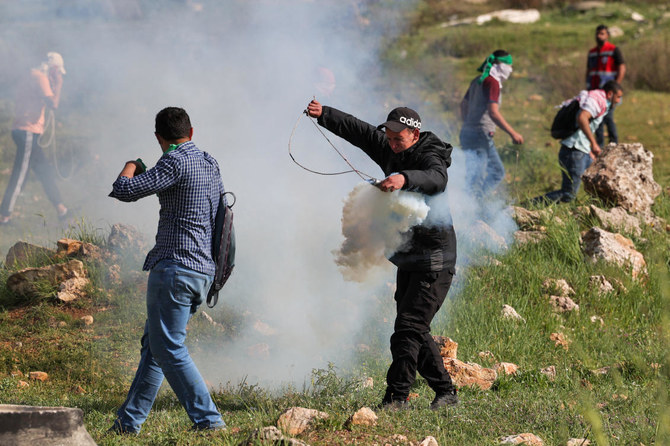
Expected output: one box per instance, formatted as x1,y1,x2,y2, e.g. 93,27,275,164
477,53,513,83
489,63,513,82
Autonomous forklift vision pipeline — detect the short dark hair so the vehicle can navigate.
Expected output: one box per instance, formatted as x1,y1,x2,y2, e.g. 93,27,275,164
155,107,191,140
492,49,509,59
602,80,623,94
596,24,609,34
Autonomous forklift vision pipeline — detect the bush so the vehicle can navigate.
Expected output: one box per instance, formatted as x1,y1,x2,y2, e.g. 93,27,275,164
621,30,670,92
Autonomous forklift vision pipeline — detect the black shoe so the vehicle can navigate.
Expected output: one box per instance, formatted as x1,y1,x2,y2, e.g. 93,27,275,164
430,389,458,410
378,398,410,411
107,421,139,435
191,423,227,432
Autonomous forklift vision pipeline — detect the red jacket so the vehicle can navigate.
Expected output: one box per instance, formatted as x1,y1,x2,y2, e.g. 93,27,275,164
587,41,620,89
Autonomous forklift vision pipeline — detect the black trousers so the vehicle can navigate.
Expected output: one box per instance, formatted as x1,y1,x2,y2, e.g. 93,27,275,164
385,267,455,400
0,129,63,217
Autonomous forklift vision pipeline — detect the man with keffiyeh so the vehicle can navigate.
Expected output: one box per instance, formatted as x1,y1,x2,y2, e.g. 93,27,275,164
459,50,524,199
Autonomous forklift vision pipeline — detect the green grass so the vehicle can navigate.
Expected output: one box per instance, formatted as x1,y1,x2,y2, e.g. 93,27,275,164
1,2,669,445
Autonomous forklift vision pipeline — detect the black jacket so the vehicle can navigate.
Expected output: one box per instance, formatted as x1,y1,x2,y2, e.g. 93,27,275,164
318,106,457,272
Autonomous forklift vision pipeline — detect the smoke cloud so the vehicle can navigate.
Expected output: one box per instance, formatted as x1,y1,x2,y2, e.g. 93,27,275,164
335,183,429,282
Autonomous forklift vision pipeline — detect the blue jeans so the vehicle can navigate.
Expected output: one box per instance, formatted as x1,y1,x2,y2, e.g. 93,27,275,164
114,259,224,433
595,106,618,147
540,145,593,203
460,127,505,197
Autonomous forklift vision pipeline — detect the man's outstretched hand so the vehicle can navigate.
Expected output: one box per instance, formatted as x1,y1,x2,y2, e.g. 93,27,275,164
306,99,322,118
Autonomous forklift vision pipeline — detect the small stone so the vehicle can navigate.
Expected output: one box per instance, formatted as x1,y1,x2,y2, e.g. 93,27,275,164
390,434,408,443
542,278,575,297
419,437,439,446
540,366,556,380
495,362,519,375
362,377,374,388
502,304,525,322
73,385,86,394
589,275,614,294
346,407,377,427
80,315,94,326
500,433,544,445
58,321,67,327
408,392,420,400
277,407,329,436
514,230,547,245
590,315,604,326
443,358,497,390
549,295,579,313
591,366,610,375
29,371,49,381
17,381,29,388
528,94,543,102
478,351,495,361
550,333,570,350
567,439,591,446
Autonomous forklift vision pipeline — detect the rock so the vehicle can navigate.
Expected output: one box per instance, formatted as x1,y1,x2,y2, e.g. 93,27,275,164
106,264,122,286
631,11,645,22
589,275,614,294
540,366,556,380
346,407,377,427
588,205,642,236
80,315,93,326
241,426,309,446
591,366,610,375
56,238,101,261
502,304,525,323
199,311,219,327
475,9,540,25
590,315,604,326
0,405,96,446
549,295,579,313
514,230,546,245
528,94,543,102
7,259,87,298
608,26,623,38
433,336,458,359
509,206,553,229
500,432,544,445
419,437,439,446
29,372,48,382
361,377,374,389
442,358,497,390
389,434,409,443
582,143,661,217
106,223,148,265
495,362,519,375
17,381,29,388
5,242,54,268
581,227,647,279
57,277,90,302
472,220,507,251
567,439,591,446
542,279,575,297
253,320,276,336
277,407,328,436
550,333,570,350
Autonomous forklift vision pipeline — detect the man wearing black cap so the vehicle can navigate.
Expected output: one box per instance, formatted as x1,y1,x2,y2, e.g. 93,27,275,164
306,99,458,410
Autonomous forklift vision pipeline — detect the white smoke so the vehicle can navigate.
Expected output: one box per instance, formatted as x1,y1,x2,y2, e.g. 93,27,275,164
334,182,429,282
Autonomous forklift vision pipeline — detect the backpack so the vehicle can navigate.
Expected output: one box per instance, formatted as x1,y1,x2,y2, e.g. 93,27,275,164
207,191,236,308
550,99,581,139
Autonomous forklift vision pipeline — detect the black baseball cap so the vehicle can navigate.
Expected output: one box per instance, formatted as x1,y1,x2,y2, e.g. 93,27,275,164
377,107,422,132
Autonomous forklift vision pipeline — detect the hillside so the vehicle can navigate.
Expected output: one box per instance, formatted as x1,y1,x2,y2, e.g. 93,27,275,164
0,1,669,445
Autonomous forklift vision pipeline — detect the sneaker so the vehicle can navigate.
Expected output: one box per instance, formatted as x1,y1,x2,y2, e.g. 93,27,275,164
191,422,227,432
430,389,458,410
378,398,410,411
107,421,139,435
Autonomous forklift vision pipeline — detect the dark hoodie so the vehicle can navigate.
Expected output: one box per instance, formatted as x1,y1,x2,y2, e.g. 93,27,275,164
318,106,457,272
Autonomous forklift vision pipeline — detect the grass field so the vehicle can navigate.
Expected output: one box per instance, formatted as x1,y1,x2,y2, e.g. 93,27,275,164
1,1,669,445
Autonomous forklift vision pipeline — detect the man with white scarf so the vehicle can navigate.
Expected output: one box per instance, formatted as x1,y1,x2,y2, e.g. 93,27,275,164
459,50,524,200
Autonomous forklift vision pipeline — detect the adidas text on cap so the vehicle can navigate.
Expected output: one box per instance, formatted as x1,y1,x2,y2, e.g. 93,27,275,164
378,107,422,132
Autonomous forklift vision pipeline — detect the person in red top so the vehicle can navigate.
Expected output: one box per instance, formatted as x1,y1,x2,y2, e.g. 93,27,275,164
459,50,524,199
586,24,625,147
0,52,68,224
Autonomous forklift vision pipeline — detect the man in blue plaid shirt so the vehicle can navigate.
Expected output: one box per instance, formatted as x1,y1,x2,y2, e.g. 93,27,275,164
109,107,226,434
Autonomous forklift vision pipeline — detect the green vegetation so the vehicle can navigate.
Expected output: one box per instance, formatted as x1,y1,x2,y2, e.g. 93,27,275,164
1,1,669,445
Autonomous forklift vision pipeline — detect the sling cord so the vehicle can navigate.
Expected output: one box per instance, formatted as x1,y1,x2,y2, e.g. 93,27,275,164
38,109,74,181
288,108,379,183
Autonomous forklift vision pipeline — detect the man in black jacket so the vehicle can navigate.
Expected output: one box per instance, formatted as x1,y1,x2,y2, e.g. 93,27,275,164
306,100,458,410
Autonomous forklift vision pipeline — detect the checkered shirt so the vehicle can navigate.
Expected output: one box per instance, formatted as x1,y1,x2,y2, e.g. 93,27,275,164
110,141,223,275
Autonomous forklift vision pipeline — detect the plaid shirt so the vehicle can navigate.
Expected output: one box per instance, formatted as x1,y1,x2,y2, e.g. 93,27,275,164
110,141,223,275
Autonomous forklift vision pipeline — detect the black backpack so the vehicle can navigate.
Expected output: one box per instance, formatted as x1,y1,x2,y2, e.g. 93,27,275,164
207,191,236,308
550,99,581,139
